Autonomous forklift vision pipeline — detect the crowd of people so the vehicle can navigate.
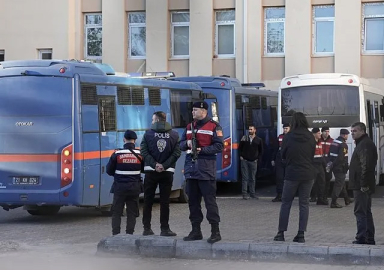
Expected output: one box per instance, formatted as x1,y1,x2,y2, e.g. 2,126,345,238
106,106,378,246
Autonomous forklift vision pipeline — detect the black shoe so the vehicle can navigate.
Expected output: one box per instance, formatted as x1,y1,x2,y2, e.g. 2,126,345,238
242,195,249,200
330,202,343,208
293,233,305,243
250,195,259,200
352,239,366,244
345,198,354,206
273,231,285,241
272,195,282,202
316,199,329,205
207,224,221,244
183,224,203,241
367,239,376,245
143,228,154,236
160,229,177,237
309,197,317,202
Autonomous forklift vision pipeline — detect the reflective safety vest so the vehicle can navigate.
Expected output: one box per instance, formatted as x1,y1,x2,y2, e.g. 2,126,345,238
278,134,284,150
320,136,333,157
114,149,142,182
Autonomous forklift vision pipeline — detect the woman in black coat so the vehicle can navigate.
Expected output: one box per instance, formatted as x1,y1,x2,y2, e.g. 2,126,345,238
274,112,316,243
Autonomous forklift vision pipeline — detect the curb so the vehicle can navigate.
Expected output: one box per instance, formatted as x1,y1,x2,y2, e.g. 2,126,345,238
97,235,384,265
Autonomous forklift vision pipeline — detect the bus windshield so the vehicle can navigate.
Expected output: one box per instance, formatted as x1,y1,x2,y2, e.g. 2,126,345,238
281,85,359,116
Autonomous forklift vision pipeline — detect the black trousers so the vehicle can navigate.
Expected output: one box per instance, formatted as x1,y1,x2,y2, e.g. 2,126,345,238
111,190,139,235
278,179,314,232
353,190,375,242
311,164,326,200
142,172,173,230
275,157,285,194
324,171,333,198
186,179,220,225
331,172,348,202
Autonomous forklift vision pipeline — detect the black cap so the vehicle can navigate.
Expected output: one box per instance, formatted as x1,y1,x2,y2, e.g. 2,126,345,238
192,101,208,110
321,126,330,132
312,127,320,133
340,129,350,135
283,123,290,128
124,130,137,140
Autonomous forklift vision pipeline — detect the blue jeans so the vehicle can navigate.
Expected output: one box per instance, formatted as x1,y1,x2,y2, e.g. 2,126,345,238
241,159,258,196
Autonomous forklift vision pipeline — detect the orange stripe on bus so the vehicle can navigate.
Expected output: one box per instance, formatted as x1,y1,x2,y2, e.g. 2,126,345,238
74,150,115,160
0,154,60,162
232,143,239,149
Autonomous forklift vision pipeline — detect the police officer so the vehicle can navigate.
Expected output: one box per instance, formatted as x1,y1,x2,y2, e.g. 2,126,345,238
329,129,352,208
180,101,224,244
140,111,181,236
271,123,290,202
311,128,328,205
319,126,333,201
106,130,142,235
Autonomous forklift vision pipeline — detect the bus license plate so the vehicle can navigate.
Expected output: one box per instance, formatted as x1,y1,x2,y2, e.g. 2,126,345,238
12,176,40,185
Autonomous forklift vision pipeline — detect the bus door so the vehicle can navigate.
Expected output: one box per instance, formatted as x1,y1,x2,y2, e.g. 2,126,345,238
98,96,117,206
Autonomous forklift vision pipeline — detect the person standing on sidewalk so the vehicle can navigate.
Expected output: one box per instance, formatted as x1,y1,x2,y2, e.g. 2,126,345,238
271,123,290,202
320,126,333,201
106,130,142,236
140,111,181,236
311,128,328,205
180,101,224,244
349,122,377,245
273,112,316,243
328,129,353,208
239,125,263,200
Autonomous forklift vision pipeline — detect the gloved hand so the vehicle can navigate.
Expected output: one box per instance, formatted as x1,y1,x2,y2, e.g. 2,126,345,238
361,186,370,193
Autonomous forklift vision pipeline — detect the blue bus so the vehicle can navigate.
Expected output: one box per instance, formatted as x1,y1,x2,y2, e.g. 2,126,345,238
170,76,278,183
0,60,204,215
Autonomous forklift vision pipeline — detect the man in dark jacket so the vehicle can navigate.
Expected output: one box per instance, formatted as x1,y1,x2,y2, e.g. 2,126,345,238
140,111,181,236
271,123,290,202
329,129,352,208
106,130,142,236
180,101,224,244
349,122,378,245
239,125,263,200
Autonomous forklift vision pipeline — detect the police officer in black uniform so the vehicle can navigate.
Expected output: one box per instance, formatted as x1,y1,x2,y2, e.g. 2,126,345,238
106,130,142,235
140,111,181,236
329,129,353,208
180,101,224,244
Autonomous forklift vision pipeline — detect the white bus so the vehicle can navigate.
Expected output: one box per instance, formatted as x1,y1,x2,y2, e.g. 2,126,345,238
278,73,384,185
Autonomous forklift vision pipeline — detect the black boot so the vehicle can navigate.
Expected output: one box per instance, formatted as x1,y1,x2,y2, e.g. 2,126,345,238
183,223,203,241
273,231,285,241
272,193,282,202
344,197,354,206
293,231,305,243
207,223,222,244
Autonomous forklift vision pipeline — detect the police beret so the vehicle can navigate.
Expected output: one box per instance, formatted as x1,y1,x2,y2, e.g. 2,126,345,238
312,127,320,133
321,126,330,132
192,101,208,110
124,130,137,140
340,129,350,135
283,123,290,128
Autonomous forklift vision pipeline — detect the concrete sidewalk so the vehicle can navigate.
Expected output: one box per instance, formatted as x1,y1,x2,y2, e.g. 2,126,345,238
97,195,384,265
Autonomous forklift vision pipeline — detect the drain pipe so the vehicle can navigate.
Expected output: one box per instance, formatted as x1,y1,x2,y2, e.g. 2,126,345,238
243,0,248,83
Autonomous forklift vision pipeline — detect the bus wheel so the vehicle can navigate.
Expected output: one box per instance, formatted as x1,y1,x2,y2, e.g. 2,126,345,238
178,182,188,203
27,206,61,216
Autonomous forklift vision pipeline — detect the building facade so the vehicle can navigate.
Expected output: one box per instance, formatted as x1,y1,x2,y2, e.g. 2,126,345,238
1,0,384,89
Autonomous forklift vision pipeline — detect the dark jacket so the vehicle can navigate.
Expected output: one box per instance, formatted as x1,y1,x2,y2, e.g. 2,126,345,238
106,142,142,194
180,116,224,180
140,121,181,173
239,135,263,162
281,128,316,181
329,136,349,173
348,134,378,192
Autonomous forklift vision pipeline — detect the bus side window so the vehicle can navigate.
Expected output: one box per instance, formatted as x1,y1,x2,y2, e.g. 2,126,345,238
148,88,161,106
170,90,193,128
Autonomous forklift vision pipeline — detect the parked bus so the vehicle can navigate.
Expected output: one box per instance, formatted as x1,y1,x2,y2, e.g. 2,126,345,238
170,76,278,183
279,73,384,184
0,60,204,215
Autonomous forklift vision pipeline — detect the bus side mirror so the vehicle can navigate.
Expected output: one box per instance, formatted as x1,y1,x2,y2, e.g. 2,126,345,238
380,105,384,121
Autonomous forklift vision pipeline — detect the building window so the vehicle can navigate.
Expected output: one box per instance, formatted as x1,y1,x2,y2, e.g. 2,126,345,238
38,49,52,59
84,14,102,60
215,10,235,57
313,6,334,55
0,50,4,62
171,12,190,58
264,7,285,55
128,12,146,58
363,3,384,53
